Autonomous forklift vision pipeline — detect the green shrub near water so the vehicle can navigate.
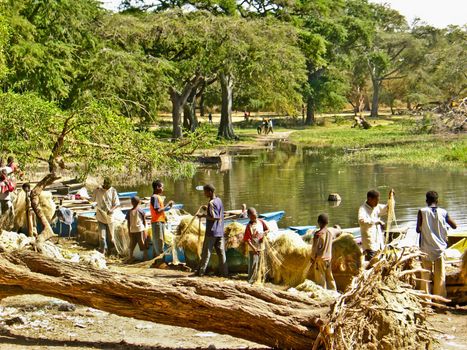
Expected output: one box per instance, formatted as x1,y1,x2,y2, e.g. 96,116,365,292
289,119,466,168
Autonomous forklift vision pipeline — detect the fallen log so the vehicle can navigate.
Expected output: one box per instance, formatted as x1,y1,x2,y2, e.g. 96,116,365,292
0,250,331,349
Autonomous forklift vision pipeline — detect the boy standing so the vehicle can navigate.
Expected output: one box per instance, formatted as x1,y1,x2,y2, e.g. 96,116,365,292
416,191,457,297
126,196,148,262
310,214,337,291
243,207,269,283
150,180,173,257
197,184,228,277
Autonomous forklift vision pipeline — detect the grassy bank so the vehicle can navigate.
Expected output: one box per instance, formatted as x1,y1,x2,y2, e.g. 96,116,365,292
288,118,467,168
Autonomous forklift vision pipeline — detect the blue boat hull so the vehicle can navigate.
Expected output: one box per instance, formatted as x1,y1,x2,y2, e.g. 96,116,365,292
226,210,285,225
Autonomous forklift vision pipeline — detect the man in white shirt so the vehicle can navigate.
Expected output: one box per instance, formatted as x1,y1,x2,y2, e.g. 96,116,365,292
92,178,120,255
358,189,393,261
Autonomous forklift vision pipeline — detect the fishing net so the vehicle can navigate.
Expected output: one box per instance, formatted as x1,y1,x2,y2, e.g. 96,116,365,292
288,279,340,303
268,230,313,287
0,230,107,269
313,248,436,350
224,222,247,253
331,233,363,275
13,190,55,230
113,220,131,257
175,215,205,257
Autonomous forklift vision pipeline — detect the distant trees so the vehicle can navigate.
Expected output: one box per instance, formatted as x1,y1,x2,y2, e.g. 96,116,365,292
0,0,465,142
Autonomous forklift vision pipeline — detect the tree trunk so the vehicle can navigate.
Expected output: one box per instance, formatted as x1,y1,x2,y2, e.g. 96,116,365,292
305,95,315,126
0,250,330,349
199,92,205,117
31,173,59,241
218,73,236,140
370,78,380,118
170,76,203,139
183,90,198,132
171,94,184,139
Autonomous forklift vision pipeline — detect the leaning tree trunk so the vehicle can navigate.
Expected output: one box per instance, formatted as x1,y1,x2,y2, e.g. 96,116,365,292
217,73,236,139
0,250,330,349
370,78,380,118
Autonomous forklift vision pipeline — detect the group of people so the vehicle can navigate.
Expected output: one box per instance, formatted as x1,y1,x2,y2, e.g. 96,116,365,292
80,179,461,298
257,118,274,135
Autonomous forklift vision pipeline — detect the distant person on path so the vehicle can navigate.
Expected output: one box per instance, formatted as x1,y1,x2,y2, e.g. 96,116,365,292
197,184,228,277
208,112,213,124
244,111,249,121
358,189,393,261
243,207,269,283
310,213,338,290
126,196,148,262
416,191,457,297
92,178,120,255
267,118,274,134
150,180,174,257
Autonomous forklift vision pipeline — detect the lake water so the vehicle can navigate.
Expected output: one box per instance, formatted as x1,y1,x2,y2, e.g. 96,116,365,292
119,142,467,232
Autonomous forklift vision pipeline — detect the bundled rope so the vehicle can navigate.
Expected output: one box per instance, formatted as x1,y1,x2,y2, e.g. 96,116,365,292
313,247,443,350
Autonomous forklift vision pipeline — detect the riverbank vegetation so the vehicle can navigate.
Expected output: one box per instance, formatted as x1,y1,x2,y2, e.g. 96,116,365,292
289,116,467,168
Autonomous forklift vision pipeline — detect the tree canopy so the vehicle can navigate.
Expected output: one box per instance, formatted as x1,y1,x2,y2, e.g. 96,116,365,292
0,0,464,142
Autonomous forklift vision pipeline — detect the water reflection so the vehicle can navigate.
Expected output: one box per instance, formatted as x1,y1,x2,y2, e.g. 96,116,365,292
119,142,467,231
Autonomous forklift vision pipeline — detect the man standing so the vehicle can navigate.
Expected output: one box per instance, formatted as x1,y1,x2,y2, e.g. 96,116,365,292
358,189,393,261
150,180,173,257
92,178,120,255
416,191,457,297
197,184,228,277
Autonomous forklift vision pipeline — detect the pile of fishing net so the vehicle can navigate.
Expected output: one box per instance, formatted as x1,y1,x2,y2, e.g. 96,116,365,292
175,215,206,256
0,230,107,269
175,216,249,254
267,230,312,287
313,248,437,350
13,190,55,230
288,279,340,304
331,233,363,275
224,221,248,252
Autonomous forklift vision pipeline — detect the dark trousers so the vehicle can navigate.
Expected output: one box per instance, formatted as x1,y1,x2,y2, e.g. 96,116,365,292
199,236,228,277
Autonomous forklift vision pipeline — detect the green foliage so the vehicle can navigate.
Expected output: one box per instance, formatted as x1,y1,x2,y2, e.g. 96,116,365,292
0,92,198,177
1,0,102,102
0,14,9,80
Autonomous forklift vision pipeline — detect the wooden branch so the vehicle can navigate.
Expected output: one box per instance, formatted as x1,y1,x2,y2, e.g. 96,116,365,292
0,250,331,349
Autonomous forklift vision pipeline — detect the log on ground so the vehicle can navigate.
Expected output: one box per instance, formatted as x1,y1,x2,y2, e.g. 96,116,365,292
0,250,332,349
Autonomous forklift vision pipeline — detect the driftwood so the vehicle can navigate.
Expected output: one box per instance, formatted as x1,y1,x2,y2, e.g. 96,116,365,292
313,248,436,350
0,249,332,349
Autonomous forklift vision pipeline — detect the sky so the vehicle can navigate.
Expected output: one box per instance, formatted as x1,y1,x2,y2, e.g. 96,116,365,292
100,0,466,28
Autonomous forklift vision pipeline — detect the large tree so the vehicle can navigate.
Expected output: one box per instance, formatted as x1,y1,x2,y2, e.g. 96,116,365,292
0,0,102,104
214,17,306,138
